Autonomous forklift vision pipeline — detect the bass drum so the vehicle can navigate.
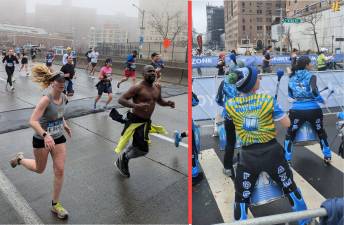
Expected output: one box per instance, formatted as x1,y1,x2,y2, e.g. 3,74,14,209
294,121,318,146
250,172,284,206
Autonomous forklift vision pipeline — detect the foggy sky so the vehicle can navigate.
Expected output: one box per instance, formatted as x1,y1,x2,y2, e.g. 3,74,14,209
193,0,223,34
26,0,139,17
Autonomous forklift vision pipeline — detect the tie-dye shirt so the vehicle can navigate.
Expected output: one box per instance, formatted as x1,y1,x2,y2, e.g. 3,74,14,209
226,93,285,146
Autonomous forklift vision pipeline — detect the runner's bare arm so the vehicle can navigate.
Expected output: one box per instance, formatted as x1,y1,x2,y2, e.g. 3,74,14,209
29,96,50,137
118,86,140,108
157,87,175,108
63,117,72,138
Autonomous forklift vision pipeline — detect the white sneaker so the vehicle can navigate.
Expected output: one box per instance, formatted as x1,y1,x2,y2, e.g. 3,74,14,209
10,86,15,91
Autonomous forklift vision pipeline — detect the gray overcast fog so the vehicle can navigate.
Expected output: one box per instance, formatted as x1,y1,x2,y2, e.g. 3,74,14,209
26,0,139,17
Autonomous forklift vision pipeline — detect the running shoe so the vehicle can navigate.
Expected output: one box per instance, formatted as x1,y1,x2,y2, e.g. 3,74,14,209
115,153,130,178
174,130,181,147
223,167,235,178
26,73,30,76
10,86,15,91
51,202,69,219
10,152,24,168
192,171,204,186
116,81,120,88
324,156,331,165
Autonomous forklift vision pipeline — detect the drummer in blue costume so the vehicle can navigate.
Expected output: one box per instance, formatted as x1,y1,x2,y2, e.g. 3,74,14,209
192,92,204,185
226,66,310,225
284,56,332,164
215,70,239,178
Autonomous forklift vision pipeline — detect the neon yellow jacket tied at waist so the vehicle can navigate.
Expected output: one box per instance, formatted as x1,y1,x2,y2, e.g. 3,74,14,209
114,122,167,154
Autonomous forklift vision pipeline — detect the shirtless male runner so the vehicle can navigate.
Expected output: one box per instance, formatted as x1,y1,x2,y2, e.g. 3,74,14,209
115,65,175,177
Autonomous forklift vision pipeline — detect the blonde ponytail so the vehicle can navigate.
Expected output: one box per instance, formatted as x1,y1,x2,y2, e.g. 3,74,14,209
31,64,54,89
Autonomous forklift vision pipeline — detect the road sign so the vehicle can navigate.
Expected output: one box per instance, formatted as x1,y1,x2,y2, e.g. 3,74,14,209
335,38,344,42
282,18,303,23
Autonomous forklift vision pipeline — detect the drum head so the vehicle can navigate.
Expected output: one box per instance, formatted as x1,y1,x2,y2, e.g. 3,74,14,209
293,121,318,146
250,172,284,206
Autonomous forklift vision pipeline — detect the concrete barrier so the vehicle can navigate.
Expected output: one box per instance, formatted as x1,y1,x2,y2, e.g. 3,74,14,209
36,55,188,86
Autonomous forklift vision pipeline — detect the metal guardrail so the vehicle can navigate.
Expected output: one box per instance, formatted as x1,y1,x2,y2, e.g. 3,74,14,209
215,208,327,225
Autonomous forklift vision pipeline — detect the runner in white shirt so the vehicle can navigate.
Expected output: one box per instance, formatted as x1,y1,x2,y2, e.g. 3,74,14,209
62,47,72,65
89,49,99,79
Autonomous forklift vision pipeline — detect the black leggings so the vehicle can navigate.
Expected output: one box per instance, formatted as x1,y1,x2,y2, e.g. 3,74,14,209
285,108,328,146
224,119,236,169
235,139,297,203
5,66,14,86
192,129,197,167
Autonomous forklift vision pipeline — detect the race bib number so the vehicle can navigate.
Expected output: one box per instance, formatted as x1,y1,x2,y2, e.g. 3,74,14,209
130,64,136,69
47,58,53,63
91,58,97,63
46,118,63,136
6,63,13,67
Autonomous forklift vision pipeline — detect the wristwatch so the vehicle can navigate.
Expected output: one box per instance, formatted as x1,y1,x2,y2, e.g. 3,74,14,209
42,132,47,138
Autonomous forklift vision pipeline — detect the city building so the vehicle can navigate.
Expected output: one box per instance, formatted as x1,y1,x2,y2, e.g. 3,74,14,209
31,0,97,49
88,24,128,48
224,0,286,51
206,5,225,49
272,1,344,53
286,0,326,17
0,23,72,49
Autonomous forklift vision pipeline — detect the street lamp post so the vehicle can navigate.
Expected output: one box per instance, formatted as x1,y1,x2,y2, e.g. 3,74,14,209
132,3,145,58
278,8,284,55
332,35,334,54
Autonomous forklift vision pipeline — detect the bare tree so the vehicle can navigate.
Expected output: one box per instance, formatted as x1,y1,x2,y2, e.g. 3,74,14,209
302,9,322,53
149,10,187,43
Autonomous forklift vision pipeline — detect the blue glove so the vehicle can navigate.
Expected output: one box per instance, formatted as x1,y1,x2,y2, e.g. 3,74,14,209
276,68,284,81
338,112,344,120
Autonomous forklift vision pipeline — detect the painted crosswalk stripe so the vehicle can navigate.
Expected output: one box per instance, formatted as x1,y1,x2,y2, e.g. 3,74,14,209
304,144,344,173
290,168,325,209
199,148,325,223
151,133,188,148
199,148,253,222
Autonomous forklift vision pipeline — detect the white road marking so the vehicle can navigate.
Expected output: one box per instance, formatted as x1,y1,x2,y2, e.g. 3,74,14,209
304,144,344,173
199,148,253,222
151,133,188,148
199,148,325,223
0,169,43,224
290,168,325,210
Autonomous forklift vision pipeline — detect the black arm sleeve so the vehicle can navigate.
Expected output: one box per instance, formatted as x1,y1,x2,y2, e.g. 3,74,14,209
2,55,6,63
192,92,198,102
310,75,319,96
60,65,66,73
216,80,225,106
